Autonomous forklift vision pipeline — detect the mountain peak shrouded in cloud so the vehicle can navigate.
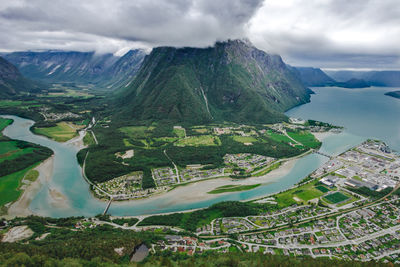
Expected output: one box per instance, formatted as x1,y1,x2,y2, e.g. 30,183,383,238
0,0,399,69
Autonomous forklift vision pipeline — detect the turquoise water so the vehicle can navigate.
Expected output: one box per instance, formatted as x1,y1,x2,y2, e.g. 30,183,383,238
3,86,397,217
287,86,400,151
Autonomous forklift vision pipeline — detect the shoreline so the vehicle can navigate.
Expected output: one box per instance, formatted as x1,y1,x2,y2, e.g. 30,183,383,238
109,157,299,212
4,155,55,219
313,131,336,142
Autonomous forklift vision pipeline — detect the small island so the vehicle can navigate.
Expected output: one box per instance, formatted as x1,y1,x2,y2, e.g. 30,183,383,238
384,90,400,99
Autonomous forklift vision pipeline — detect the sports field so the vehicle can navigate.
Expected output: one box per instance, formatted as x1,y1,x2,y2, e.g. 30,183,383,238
323,192,350,204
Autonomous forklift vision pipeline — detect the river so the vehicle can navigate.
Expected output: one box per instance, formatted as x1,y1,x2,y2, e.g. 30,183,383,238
2,86,398,217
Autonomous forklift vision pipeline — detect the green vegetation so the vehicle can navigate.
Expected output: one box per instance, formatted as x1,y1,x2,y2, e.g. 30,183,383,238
114,40,310,125
323,192,350,204
0,165,36,207
138,201,271,231
0,140,52,178
24,170,39,182
286,130,321,149
84,122,306,186
315,185,330,193
0,217,160,265
33,121,82,142
111,217,139,226
231,136,257,144
275,180,324,208
266,130,293,144
120,126,150,139
175,135,220,147
347,186,393,199
1,241,390,267
83,131,96,146
252,162,281,177
0,117,12,133
207,184,260,194
172,127,185,138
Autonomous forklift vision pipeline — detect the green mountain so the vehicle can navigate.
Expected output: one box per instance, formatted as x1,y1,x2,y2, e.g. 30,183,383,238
115,40,311,124
0,56,40,97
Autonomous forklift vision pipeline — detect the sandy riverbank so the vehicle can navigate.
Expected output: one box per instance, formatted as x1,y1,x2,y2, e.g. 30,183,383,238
5,156,55,219
65,130,86,150
313,131,336,142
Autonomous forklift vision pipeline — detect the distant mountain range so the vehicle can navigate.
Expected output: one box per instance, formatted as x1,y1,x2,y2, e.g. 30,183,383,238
385,90,400,99
291,67,336,87
293,67,371,88
326,70,400,87
0,56,41,97
114,39,311,124
4,50,146,89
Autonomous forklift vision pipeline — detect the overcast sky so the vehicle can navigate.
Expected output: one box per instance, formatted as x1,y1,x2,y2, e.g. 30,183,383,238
0,0,399,69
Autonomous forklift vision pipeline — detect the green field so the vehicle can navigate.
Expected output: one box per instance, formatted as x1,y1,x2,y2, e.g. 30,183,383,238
47,89,94,98
119,126,149,139
175,135,221,147
0,100,38,108
34,122,81,142
275,180,324,207
0,118,13,133
232,136,258,144
173,127,186,138
83,131,96,146
323,192,350,204
287,131,321,148
208,184,261,194
266,130,293,143
315,185,330,193
0,165,37,207
0,141,35,163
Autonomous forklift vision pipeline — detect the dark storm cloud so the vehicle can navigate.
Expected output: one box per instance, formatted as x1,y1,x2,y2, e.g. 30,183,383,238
249,0,400,69
0,0,399,69
0,0,262,53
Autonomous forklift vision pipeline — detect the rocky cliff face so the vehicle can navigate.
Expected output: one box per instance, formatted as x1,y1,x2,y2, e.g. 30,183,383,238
115,39,311,124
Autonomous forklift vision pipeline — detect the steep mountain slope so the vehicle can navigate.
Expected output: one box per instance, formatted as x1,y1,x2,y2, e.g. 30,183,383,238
0,56,40,97
293,67,336,86
115,40,311,124
327,70,400,86
4,50,146,89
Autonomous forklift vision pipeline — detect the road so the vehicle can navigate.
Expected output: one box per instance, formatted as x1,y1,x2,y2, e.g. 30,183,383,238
164,149,180,183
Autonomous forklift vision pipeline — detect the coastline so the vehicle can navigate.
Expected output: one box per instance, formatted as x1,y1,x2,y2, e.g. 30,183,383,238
313,131,336,142
5,155,55,219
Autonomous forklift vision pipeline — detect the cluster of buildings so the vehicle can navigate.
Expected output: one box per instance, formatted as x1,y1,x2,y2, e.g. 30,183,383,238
339,199,400,240
95,171,165,200
224,153,275,173
312,140,400,193
214,218,257,234
154,235,230,255
152,167,177,186
180,167,224,182
38,107,81,121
